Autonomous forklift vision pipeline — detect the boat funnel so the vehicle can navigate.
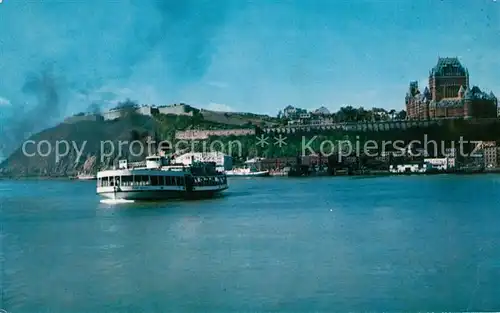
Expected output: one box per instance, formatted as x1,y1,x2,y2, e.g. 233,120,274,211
118,159,128,169
146,156,162,169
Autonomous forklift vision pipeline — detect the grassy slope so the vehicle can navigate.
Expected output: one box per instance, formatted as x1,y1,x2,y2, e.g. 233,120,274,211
3,109,500,177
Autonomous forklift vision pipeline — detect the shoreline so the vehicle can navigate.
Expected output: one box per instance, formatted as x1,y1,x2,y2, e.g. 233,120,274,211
2,168,500,181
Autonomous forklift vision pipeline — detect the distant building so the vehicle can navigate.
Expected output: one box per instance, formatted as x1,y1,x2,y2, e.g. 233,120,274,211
424,157,455,170
406,57,497,119
64,113,104,124
158,104,194,116
103,103,140,120
174,152,232,171
477,141,496,149
282,105,297,118
483,146,499,168
390,164,425,173
282,105,308,119
136,105,159,116
100,103,198,121
310,116,334,125
312,106,331,115
299,112,311,119
103,109,124,121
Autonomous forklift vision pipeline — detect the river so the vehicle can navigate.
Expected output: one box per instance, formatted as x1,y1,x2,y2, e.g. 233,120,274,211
1,175,500,312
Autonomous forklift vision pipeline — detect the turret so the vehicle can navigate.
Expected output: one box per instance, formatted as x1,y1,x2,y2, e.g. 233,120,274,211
146,156,162,169
463,87,473,119
423,86,431,100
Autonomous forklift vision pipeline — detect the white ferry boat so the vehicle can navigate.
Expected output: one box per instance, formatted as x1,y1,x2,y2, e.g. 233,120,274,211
96,155,228,201
77,173,97,180
225,168,270,177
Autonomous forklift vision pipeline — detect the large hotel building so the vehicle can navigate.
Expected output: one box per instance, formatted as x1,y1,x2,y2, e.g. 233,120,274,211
405,57,497,119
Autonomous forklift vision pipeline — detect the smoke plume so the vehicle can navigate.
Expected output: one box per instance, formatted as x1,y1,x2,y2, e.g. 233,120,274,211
0,0,236,159
1,64,65,157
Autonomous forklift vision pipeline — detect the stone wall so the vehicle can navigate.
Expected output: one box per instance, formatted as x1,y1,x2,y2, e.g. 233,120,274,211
158,104,193,116
262,120,440,134
64,114,104,124
175,128,256,140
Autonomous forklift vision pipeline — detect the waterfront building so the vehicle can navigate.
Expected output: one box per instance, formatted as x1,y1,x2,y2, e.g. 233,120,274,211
406,57,497,119
483,146,499,168
476,142,500,168
259,157,298,171
389,163,425,173
424,157,455,170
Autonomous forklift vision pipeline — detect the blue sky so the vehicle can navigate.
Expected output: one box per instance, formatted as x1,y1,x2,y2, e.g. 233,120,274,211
0,0,499,118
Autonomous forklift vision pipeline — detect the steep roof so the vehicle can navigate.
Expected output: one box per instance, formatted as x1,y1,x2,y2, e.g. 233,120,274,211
423,86,431,98
431,57,466,76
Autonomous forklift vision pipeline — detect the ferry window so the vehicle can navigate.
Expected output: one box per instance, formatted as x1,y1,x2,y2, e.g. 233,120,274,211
133,175,149,186
151,175,161,186
179,177,184,186
121,175,133,186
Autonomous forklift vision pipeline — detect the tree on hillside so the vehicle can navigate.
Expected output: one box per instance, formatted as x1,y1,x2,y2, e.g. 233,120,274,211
389,109,397,120
396,110,407,120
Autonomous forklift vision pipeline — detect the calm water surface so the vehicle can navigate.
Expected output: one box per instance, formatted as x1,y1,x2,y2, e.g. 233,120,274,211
1,175,500,312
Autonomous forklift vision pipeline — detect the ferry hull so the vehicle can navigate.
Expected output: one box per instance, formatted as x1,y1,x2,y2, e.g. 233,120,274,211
98,186,228,201
226,170,270,177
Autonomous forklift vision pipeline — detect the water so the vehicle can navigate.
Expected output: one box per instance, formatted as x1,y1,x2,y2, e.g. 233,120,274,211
1,175,500,312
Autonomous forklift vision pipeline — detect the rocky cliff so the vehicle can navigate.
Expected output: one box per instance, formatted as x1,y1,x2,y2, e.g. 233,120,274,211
0,114,155,177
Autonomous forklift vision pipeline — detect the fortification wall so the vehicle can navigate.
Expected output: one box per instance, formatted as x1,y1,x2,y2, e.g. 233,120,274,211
175,129,256,140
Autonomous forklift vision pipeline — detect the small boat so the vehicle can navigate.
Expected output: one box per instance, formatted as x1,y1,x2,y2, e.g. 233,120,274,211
77,173,97,180
225,167,270,177
226,157,270,177
96,155,228,201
